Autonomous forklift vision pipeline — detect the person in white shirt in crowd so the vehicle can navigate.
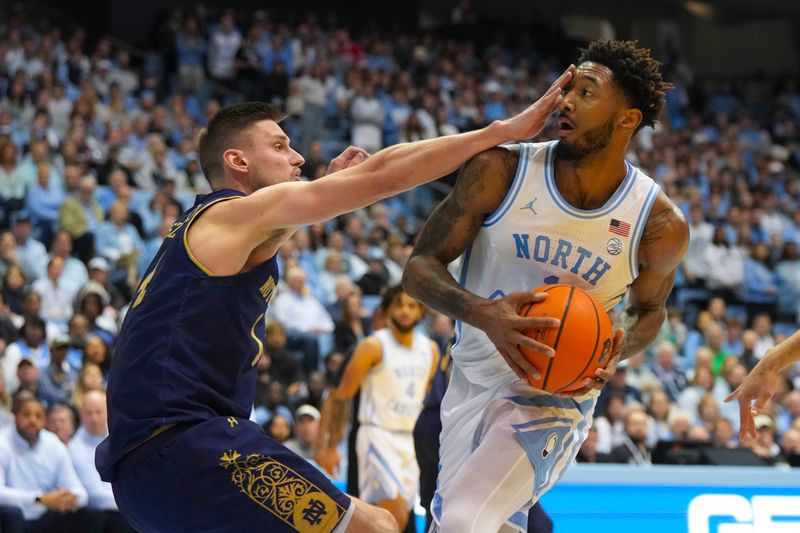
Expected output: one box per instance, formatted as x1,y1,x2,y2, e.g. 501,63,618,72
39,231,89,297
270,267,334,373
207,10,242,86
751,312,775,360
624,350,659,394
283,404,321,462
32,256,75,331
593,394,628,455
10,213,47,281
69,390,134,533
5,317,49,372
0,396,89,533
44,402,76,445
682,204,714,287
350,82,386,154
650,341,689,402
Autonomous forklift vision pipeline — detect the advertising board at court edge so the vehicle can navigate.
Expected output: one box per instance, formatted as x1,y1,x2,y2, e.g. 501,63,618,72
687,494,800,532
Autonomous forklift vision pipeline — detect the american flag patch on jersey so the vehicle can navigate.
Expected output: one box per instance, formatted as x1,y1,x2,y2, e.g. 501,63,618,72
608,218,631,237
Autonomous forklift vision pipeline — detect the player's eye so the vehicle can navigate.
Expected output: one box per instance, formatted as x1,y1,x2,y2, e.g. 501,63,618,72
274,143,282,151
582,89,592,97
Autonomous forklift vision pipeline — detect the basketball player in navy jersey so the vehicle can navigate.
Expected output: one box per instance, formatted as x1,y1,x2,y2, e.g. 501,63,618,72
404,40,689,531
95,65,576,533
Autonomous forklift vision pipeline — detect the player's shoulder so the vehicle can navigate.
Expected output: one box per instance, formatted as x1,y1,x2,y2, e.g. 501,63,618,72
639,190,689,271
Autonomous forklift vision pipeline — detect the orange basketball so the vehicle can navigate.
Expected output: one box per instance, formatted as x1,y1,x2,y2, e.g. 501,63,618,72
519,284,613,393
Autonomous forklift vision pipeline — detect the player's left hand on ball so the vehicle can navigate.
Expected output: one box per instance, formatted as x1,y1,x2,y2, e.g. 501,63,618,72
559,328,624,397
327,146,371,174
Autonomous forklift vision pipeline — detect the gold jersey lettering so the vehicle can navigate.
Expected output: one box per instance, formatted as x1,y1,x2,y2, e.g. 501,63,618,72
259,276,276,304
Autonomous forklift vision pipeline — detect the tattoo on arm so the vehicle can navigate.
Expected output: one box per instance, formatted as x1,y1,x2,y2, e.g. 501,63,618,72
639,208,672,246
615,304,666,360
406,149,516,322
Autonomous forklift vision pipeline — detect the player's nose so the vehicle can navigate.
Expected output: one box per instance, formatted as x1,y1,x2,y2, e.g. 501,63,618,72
290,148,305,167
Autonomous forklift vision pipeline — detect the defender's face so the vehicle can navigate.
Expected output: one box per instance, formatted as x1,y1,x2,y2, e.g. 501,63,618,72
238,120,305,192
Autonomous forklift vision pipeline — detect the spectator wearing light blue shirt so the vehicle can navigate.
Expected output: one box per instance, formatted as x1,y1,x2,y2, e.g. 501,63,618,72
24,163,64,243
94,201,146,291
10,213,47,281
0,397,89,531
68,390,134,532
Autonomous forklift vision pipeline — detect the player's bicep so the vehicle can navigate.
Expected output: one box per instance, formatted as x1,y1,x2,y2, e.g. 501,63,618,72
334,338,382,399
412,146,518,264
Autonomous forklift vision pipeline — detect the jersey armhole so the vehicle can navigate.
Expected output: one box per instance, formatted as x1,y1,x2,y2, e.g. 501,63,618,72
628,181,661,280
482,143,530,227
182,195,244,276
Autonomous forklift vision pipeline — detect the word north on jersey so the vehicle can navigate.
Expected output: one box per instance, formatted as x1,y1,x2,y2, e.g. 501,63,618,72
512,233,612,286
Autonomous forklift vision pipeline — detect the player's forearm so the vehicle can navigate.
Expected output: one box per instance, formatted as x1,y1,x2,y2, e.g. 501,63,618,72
616,305,666,360
762,330,800,373
403,254,484,325
358,122,508,196
317,396,350,449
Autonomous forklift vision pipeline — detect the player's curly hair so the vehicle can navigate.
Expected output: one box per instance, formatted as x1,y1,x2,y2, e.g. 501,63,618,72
578,40,671,131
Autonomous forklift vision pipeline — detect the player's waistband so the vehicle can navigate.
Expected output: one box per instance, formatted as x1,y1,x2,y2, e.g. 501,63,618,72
118,423,194,469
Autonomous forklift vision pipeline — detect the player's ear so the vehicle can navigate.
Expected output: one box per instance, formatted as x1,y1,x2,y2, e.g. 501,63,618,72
618,108,642,132
223,149,247,172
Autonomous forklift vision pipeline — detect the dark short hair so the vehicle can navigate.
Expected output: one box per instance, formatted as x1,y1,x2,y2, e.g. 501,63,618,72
578,40,671,131
197,102,286,186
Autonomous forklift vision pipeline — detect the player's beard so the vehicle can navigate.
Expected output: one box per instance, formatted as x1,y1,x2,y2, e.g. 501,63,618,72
555,117,615,162
390,316,419,333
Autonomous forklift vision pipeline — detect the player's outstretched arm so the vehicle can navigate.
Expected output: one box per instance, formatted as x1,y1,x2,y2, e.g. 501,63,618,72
190,66,575,275
314,337,382,476
567,192,689,396
726,331,800,442
403,147,560,382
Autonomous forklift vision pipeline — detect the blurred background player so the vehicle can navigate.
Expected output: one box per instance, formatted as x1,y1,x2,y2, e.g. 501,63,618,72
316,286,439,531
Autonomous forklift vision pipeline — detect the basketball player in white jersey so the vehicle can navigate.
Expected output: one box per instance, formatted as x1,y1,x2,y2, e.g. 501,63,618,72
316,286,440,530
404,40,689,532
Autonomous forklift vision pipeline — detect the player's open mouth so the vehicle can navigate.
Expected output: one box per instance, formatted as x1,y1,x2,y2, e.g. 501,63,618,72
557,118,575,136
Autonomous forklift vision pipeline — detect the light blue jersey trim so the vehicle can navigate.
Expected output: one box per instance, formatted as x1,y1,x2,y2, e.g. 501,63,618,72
483,143,530,227
508,510,528,530
544,141,637,219
628,181,661,279
366,443,404,495
451,245,473,349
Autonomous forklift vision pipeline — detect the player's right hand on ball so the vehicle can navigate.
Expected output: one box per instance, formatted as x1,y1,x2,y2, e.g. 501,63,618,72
315,447,340,477
473,291,559,382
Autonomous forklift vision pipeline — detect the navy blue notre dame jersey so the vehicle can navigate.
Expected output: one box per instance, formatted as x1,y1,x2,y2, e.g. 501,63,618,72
97,188,278,481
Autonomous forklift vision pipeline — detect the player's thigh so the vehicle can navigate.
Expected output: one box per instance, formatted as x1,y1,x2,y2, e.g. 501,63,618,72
438,426,534,532
117,417,352,532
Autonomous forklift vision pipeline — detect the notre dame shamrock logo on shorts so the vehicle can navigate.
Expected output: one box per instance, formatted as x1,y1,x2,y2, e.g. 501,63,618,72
219,450,346,532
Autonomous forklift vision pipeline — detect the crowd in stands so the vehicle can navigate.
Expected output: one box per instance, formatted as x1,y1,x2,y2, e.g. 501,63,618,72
0,3,799,527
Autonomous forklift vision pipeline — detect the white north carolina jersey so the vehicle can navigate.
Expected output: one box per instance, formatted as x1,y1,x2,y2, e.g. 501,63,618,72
450,140,660,388
358,328,433,432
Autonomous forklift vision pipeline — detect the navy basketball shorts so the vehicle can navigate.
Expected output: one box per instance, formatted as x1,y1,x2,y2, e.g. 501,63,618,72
112,417,352,532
